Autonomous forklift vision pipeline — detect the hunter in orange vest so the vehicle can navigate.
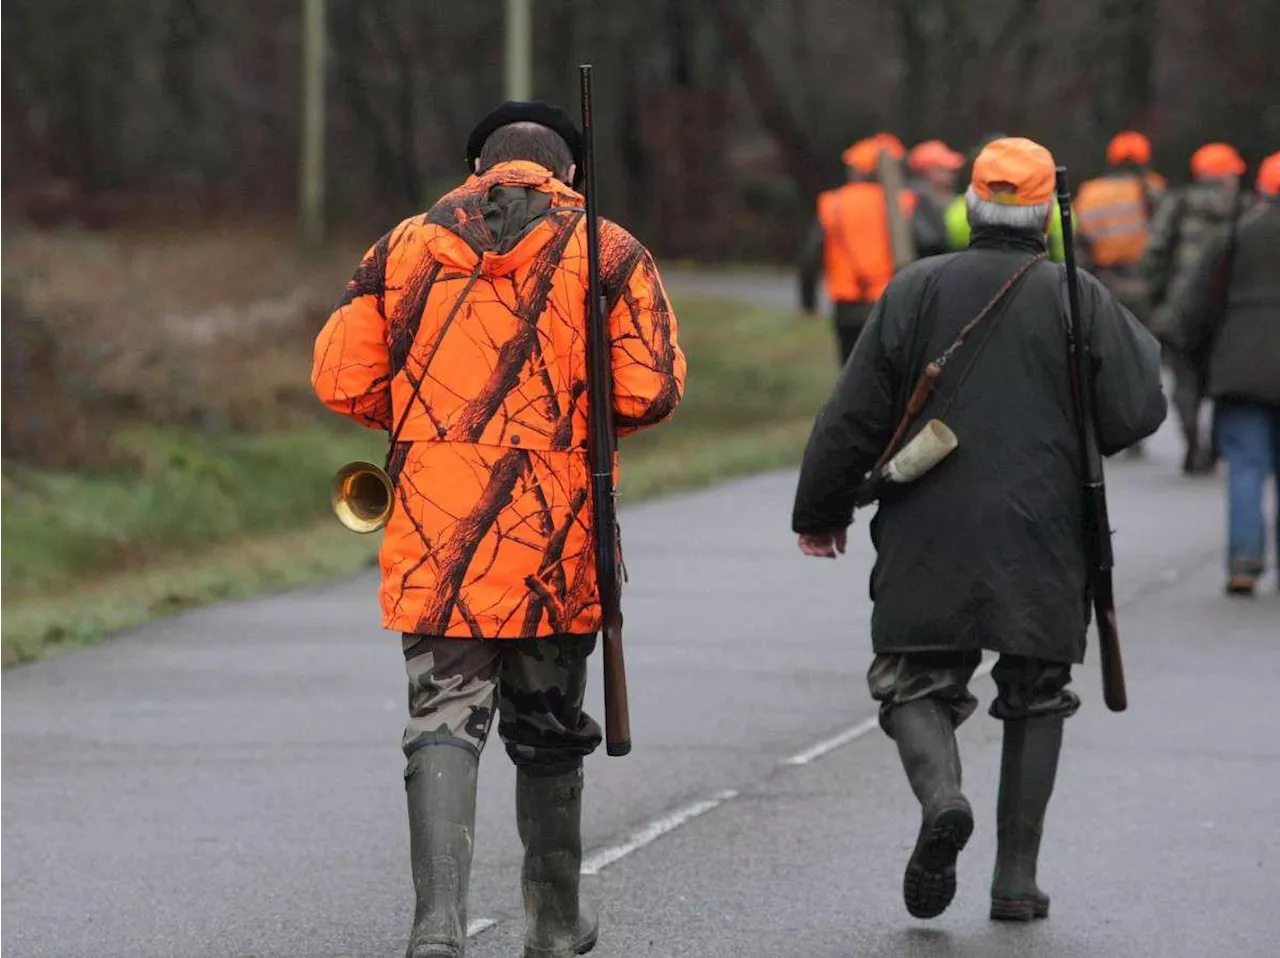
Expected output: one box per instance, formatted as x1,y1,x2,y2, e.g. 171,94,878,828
799,132,919,363
312,101,685,958
1074,131,1167,326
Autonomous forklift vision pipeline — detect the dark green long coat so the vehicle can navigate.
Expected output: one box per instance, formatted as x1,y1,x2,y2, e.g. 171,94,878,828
792,226,1167,664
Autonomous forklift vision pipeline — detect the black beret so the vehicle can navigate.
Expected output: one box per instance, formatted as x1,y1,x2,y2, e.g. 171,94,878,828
466,100,584,188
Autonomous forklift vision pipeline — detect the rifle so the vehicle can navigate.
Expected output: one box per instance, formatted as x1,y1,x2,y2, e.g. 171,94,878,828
1056,166,1127,714
579,64,631,757
877,147,916,271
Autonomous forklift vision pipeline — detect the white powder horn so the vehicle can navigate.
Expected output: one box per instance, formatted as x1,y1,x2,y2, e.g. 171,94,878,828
855,419,958,507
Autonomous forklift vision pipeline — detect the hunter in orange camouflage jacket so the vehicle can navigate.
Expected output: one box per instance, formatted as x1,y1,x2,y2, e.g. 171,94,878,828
313,160,686,639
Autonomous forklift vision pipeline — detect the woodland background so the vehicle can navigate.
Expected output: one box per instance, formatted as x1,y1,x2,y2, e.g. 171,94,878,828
5,0,1278,260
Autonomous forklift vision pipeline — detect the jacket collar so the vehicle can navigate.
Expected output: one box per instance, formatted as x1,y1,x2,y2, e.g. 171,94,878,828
969,224,1048,254
465,160,582,203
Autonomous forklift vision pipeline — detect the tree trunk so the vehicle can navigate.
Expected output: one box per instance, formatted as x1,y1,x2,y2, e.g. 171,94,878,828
707,0,824,201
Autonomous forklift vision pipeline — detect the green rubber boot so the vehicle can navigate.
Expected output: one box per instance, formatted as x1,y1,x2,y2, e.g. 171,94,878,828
990,716,1063,921
887,698,974,919
516,768,599,957
404,746,479,958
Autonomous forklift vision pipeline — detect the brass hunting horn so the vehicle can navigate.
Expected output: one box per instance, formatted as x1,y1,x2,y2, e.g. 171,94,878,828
330,460,393,533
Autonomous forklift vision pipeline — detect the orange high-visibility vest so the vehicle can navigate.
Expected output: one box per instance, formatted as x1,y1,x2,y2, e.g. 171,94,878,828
817,182,917,302
1075,173,1156,267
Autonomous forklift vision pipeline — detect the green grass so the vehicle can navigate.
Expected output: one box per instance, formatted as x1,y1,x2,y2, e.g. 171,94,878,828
1,296,835,666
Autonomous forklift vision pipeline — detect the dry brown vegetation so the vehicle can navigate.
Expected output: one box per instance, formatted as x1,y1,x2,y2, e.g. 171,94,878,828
1,223,370,467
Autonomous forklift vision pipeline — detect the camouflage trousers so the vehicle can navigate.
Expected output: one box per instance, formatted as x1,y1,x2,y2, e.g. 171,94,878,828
868,651,1082,731
401,634,603,776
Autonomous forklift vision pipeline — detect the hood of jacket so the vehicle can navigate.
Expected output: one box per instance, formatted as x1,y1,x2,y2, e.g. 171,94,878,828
422,160,585,277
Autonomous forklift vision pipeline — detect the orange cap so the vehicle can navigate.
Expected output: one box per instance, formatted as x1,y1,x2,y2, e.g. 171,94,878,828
1257,152,1280,196
842,132,906,174
1107,131,1152,166
970,137,1056,206
1190,142,1246,178
908,140,965,173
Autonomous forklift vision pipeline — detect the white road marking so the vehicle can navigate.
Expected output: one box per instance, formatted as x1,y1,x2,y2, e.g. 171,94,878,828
782,716,880,766
783,656,998,766
467,918,497,937
579,790,739,876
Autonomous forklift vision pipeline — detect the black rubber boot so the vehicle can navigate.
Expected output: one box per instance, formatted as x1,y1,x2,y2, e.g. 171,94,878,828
404,746,480,958
990,715,1063,921
516,768,599,957
887,699,974,920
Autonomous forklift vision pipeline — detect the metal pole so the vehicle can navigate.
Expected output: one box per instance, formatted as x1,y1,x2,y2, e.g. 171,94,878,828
299,0,327,246
505,0,532,101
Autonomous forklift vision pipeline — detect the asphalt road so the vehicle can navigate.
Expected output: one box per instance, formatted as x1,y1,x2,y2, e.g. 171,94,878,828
5,328,1278,956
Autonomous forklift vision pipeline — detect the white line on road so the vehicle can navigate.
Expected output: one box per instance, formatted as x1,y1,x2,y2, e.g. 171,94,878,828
467,918,497,937
580,789,739,876
782,657,997,766
782,717,880,766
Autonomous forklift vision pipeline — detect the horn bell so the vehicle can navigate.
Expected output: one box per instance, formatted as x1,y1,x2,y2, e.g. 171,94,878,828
331,460,394,533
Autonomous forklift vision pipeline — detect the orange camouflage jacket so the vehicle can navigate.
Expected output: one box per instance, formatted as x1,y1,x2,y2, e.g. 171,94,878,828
313,161,686,639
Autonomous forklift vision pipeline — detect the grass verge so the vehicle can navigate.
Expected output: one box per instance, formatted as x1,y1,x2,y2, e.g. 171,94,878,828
1,295,836,666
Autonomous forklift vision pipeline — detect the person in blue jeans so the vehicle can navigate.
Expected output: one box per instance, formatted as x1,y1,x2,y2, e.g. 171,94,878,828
1175,151,1280,595
1216,403,1280,592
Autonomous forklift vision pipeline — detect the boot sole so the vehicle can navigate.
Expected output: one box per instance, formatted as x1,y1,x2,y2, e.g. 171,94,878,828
903,804,974,919
574,924,599,954
990,896,1050,921
523,927,598,957
407,945,461,958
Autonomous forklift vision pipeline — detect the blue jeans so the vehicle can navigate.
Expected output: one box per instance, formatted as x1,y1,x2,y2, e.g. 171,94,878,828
1216,401,1280,575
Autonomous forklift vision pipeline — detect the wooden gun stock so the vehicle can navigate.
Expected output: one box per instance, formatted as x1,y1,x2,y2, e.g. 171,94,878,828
877,147,916,271
1097,599,1127,712
602,620,631,756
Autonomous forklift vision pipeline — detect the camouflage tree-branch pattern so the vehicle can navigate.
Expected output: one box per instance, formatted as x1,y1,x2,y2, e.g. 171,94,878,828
312,160,687,639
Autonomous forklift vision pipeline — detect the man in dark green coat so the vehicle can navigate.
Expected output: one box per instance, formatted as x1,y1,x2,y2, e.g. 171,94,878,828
792,138,1166,924
1145,142,1250,474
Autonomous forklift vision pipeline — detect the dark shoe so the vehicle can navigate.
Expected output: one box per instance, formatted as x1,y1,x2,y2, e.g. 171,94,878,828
517,768,599,957
1181,449,1201,474
1226,572,1257,596
404,746,480,958
990,716,1063,922
886,699,974,919
1182,434,1216,475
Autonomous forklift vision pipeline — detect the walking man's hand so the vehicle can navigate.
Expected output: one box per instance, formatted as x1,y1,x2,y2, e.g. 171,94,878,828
798,530,847,558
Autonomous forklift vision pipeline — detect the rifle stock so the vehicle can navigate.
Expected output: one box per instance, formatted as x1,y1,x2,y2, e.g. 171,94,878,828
580,64,632,756
877,147,916,271
602,621,630,753
1095,579,1127,712
1056,166,1127,713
